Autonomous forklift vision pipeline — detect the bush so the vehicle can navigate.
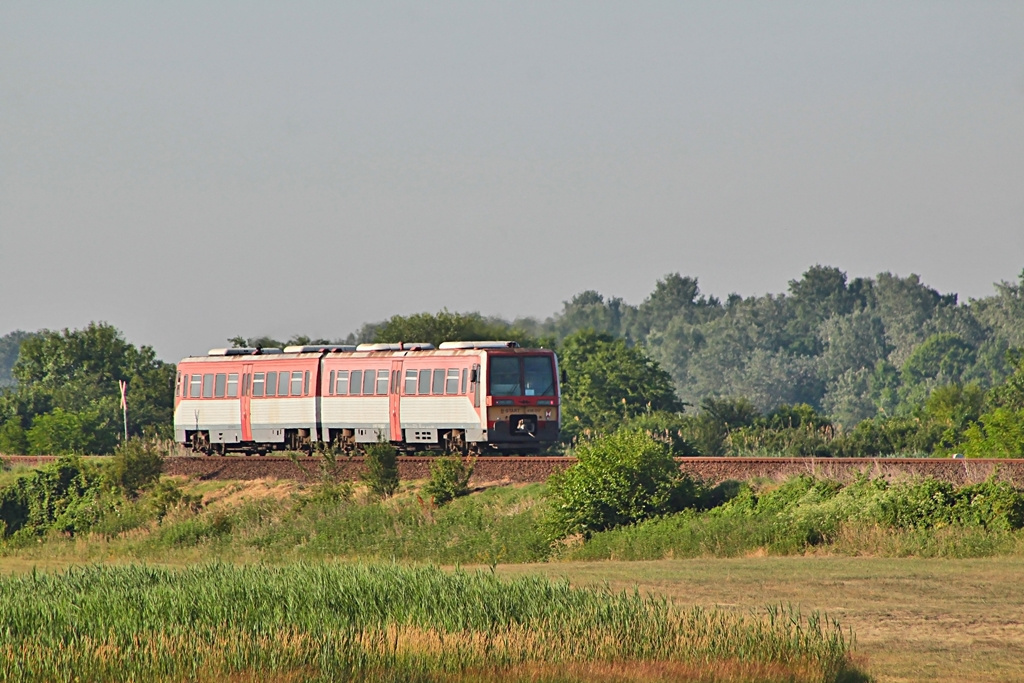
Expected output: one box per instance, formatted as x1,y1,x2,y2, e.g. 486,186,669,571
547,428,703,539
108,438,165,497
0,455,111,538
573,474,1024,560
424,456,474,505
145,479,202,522
362,441,399,498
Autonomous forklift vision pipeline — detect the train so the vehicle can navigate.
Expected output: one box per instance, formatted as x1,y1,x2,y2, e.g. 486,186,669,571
173,341,561,455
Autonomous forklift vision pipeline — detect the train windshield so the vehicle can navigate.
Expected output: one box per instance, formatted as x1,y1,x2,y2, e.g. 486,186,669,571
489,355,555,397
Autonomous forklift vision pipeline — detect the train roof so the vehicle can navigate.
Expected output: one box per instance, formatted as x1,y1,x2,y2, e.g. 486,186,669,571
177,343,553,365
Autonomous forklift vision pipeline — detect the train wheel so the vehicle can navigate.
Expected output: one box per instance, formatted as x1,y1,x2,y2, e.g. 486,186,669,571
444,430,469,457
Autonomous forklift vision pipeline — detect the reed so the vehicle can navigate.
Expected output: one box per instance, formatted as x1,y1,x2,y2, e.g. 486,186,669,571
0,563,858,682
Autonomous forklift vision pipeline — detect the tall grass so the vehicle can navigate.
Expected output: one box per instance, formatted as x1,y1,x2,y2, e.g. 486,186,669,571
0,563,859,682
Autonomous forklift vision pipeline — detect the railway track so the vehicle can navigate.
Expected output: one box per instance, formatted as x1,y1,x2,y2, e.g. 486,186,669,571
5,455,1024,485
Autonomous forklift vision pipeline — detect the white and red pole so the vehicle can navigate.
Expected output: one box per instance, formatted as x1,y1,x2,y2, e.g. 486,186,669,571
118,380,128,442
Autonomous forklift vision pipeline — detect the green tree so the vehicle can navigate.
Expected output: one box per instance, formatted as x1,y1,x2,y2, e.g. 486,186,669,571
785,265,865,355
679,397,759,456
2,323,174,450
373,310,547,349
873,272,949,367
25,407,112,455
559,331,682,440
921,384,985,453
724,348,824,413
0,331,34,388
817,309,890,379
901,333,976,386
228,335,286,349
0,419,29,455
551,291,630,340
821,368,876,428
971,269,1024,349
958,351,1024,458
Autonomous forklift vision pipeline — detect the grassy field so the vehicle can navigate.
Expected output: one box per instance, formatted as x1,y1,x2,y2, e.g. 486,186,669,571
0,562,858,683
497,557,1024,683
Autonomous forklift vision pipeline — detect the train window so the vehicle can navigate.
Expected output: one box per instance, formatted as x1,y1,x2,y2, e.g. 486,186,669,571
404,370,418,395
329,371,335,395
202,374,214,398
376,370,389,395
391,370,399,394
253,373,265,397
350,370,362,395
175,373,181,397
226,373,237,397
266,371,277,396
214,373,226,398
432,369,445,395
304,371,310,396
242,373,250,396
418,369,431,394
445,368,459,394
190,374,202,398
363,369,376,395
278,372,290,397
523,356,555,396
489,356,521,396
335,370,349,395
290,371,303,396
461,369,467,394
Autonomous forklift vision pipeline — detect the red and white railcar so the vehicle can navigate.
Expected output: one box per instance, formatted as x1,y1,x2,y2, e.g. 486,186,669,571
173,342,561,454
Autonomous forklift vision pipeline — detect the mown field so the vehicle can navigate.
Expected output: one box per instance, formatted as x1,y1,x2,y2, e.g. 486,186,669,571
499,557,1024,683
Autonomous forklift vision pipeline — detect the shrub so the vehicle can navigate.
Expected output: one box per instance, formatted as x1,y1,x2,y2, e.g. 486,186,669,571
424,456,474,505
108,438,165,497
547,428,703,539
362,441,399,498
0,455,110,538
145,479,202,522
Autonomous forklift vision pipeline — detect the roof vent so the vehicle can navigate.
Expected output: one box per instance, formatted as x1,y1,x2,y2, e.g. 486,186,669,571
283,345,357,353
438,341,520,350
355,342,436,352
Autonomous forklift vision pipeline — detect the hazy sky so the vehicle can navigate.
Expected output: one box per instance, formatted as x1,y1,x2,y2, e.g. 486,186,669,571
3,2,1023,362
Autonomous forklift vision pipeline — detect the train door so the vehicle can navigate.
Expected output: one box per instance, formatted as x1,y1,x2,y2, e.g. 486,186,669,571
241,362,253,441
389,359,403,442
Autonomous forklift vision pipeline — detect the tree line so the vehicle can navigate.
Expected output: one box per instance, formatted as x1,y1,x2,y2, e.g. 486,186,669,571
1,265,1022,456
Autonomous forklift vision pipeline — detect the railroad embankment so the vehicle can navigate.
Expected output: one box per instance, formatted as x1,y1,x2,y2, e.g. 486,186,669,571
156,455,1024,485
7,454,1024,485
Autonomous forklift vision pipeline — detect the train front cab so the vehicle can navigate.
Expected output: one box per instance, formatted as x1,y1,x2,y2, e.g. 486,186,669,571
482,349,560,453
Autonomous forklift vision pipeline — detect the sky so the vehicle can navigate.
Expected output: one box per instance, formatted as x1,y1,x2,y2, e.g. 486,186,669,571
2,2,1023,362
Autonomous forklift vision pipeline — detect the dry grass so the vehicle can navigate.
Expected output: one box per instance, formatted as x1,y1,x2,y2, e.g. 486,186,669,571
496,556,1024,683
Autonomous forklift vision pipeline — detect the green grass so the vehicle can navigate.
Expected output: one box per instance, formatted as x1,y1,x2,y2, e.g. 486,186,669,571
0,562,861,682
